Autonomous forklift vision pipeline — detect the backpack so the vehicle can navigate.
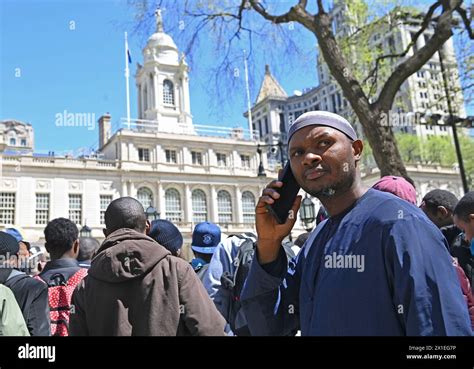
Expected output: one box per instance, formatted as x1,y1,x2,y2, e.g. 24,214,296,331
0,284,30,336
220,233,295,336
34,268,87,336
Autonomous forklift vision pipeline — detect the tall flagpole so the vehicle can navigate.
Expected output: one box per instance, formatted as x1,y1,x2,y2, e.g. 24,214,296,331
124,32,131,129
243,50,253,140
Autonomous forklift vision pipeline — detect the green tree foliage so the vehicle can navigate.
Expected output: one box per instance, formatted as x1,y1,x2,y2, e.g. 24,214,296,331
394,131,474,186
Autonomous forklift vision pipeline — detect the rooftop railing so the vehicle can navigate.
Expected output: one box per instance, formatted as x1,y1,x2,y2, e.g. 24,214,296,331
120,118,259,141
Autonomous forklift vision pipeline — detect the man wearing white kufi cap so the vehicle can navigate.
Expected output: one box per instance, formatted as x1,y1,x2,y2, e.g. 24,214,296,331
241,111,472,336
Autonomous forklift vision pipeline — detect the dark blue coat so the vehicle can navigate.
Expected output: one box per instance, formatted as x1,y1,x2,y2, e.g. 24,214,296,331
241,189,472,336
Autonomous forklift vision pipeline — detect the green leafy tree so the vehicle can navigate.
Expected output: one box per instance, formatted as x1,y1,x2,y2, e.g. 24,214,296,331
395,132,422,164
422,135,456,165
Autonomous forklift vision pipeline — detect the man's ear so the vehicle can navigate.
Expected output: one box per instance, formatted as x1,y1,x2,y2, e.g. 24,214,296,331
73,239,80,254
437,206,449,218
352,140,364,161
469,214,474,223
145,220,151,235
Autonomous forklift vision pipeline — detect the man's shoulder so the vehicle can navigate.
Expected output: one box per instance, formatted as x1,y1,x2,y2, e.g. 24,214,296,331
357,189,424,224
8,272,48,292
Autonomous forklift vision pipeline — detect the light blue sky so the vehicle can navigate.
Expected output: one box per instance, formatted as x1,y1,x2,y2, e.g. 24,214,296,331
0,0,471,153
0,0,318,153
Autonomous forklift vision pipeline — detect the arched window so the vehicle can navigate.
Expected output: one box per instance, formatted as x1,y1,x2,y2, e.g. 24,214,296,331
192,189,207,223
165,188,182,222
242,191,256,224
217,190,232,224
163,80,175,105
137,187,153,210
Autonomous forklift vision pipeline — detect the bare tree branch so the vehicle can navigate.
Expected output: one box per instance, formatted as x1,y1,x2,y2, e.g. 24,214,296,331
316,0,325,14
455,5,474,39
249,0,313,27
249,1,296,23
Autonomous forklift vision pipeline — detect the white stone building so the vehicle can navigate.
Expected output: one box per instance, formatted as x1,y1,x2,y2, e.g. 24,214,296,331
0,12,273,257
246,2,467,166
0,9,466,255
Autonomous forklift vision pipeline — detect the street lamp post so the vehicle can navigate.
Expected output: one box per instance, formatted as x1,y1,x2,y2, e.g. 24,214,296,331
299,195,316,232
257,144,266,177
256,140,288,177
438,49,469,194
145,206,160,221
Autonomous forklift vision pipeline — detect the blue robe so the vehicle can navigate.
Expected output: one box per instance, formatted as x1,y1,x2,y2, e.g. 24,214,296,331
241,189,472,336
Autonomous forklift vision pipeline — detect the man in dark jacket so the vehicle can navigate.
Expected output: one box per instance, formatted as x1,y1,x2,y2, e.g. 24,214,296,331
420,189,473,291
0,231,50,336
454,192,474,293
36,218,87,336
39,218,84,284
69,197,226,336
420,189,462,248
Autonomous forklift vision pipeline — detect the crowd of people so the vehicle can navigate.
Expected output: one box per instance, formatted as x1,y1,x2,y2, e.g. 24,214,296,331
1,110,473,336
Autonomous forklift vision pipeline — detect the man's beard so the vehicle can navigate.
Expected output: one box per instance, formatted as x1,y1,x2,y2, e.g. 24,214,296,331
304,164,356,199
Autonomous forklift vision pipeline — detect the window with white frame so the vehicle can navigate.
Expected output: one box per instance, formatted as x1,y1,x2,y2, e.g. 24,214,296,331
192,189,207,223
242,191,256,224
100,195,113,225
137,187,153,210
0,193,15,225
138,148,150,162
165,149,177,164
240,155,251,168
217,190,232,224
69,194,82,225
191,151,203,165
163,80,175,105
216,153,227,167
35,193,50,225
165,188,182,222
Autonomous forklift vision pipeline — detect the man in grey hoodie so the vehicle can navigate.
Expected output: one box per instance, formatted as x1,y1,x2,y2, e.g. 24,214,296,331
69,197,226,336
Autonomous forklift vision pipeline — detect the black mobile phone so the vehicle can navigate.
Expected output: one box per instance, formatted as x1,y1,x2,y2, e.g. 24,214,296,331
267,162,301,224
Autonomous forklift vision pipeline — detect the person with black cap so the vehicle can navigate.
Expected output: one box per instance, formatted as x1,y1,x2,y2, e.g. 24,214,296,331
241,110,472,336
148,219,183,257
0,231,50,336
4,228,32,274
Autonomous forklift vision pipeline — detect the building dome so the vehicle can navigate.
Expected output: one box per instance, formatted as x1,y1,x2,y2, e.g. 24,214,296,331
147,32,177,50
146,9,178,52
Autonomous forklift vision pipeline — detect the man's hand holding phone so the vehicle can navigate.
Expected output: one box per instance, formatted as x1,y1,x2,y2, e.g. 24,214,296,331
255,166,302,265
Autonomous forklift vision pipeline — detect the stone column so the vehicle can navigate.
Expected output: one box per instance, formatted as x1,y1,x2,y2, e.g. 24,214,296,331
184,184,192,223
210,185,218,223
234,185,243,224
157,182,165,218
